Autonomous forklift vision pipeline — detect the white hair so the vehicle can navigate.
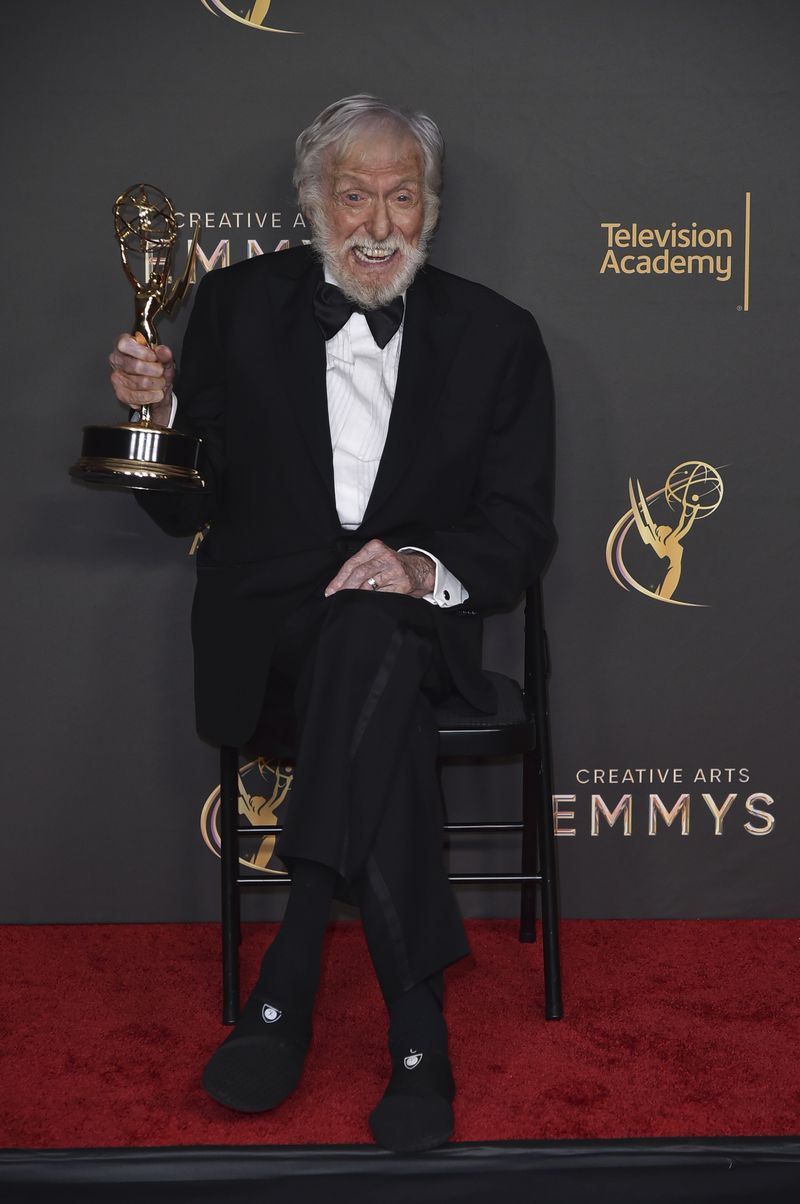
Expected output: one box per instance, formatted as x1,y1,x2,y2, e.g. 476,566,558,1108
293,94,445,229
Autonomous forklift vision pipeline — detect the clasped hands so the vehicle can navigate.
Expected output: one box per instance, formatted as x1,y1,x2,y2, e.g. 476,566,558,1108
325,540,435,598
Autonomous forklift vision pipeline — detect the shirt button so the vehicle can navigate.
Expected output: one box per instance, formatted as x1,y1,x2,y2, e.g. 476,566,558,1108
443,590,450,601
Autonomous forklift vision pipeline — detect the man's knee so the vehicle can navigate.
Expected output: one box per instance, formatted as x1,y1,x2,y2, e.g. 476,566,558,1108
324,589,430,624
322,588,409,633
317,590,433,672
317,590,401,661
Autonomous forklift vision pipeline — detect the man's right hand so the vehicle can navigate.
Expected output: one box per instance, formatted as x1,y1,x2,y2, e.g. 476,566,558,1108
109,334,175,426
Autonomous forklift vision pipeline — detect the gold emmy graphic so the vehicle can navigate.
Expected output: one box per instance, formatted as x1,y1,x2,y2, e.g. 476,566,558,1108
201,759,294,874
606,461,724,607
70,184,203,491
199,1,300,34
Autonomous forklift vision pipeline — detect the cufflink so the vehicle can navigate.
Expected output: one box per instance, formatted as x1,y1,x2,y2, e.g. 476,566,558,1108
443,590,450,601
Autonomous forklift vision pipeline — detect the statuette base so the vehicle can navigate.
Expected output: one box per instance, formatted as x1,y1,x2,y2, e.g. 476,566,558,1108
69,422,205,493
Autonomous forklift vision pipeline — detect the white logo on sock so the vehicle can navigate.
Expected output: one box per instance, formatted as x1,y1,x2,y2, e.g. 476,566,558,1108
261,1004,282,1024
404,1051,423,1070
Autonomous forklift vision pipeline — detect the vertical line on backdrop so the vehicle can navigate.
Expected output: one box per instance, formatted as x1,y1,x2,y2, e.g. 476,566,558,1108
742,191,751,312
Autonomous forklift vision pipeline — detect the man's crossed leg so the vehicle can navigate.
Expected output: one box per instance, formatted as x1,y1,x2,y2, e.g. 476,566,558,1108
202,590,469,1151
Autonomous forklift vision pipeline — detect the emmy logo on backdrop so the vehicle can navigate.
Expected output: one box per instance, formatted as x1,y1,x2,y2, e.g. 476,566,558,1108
199,1,300,34
606,461,725,607
70,184,203,491
200,759,294,875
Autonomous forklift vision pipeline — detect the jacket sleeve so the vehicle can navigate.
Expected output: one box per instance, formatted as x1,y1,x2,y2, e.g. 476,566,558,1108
134,270,227,538
388,313,556,611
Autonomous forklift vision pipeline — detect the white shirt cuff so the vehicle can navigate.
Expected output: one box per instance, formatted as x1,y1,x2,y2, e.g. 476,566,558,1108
398,547,469,608
167,392,178,427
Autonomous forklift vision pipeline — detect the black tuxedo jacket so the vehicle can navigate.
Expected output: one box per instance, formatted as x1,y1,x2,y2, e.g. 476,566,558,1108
138,245,555,746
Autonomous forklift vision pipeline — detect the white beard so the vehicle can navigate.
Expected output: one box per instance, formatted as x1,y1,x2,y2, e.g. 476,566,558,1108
311,224,430,309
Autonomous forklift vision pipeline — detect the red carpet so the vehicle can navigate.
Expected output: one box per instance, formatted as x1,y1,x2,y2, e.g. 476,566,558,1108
1,920,798,1148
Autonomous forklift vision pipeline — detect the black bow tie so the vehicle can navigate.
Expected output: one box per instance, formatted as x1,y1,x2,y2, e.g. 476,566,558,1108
313,281,404,350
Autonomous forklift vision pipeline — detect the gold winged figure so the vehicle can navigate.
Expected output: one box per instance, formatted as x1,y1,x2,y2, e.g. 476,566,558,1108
628,477,699,601
236,759,293,873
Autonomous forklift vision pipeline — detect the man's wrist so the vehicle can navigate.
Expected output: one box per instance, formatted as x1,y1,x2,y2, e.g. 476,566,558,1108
398,550,436,596
397,545,468,607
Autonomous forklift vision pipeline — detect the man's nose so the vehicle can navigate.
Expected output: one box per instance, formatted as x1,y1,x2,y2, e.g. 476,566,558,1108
365,199,392,242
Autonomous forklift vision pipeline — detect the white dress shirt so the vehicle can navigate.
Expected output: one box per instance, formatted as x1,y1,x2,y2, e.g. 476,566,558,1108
169,270,468,608
321,271,467,607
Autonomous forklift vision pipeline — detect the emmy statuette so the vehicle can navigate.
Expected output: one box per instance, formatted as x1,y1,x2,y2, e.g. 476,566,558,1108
70,184,203,491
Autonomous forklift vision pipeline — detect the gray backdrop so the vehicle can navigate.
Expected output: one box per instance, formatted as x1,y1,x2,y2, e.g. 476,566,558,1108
2,0,798,923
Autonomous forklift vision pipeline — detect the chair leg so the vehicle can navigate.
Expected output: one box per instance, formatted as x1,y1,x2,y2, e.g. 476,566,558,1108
234,863,242,948
535,740,563,1021
519,751,539,943
220,745,240,1025
524,585,563,1020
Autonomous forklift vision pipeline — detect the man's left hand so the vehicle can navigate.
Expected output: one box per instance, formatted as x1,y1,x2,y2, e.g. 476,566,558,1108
325,540,435,598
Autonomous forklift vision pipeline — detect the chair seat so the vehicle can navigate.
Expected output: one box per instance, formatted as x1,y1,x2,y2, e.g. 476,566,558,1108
243,672,535,761
436,672,535,757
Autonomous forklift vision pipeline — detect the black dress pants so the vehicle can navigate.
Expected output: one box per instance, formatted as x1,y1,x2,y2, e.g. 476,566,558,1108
260,588,470,1003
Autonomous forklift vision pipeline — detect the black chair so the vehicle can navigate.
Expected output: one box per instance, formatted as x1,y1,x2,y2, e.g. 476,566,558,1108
218,580,563,1025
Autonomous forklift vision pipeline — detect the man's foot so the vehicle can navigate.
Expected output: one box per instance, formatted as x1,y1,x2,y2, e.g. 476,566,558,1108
369,974,453,1150
369,1049,455,1152
202,991,311,1113
202,858,336,1112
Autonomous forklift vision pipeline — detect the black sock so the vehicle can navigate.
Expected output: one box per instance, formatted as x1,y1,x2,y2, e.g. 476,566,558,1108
371,975,454,1153
388,973,448,1060
252,857,337,1013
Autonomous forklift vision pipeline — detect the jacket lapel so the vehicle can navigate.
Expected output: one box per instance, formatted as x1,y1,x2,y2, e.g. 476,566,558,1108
269,250,336,506
361,267,467,525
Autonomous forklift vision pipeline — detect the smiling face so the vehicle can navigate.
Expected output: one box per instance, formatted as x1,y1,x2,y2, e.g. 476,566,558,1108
310,123,432,308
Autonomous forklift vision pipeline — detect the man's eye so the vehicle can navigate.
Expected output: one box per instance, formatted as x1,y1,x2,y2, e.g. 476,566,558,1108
345,193,362,202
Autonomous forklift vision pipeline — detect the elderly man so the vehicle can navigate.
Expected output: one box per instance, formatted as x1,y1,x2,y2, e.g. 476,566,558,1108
109,95,555,1152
